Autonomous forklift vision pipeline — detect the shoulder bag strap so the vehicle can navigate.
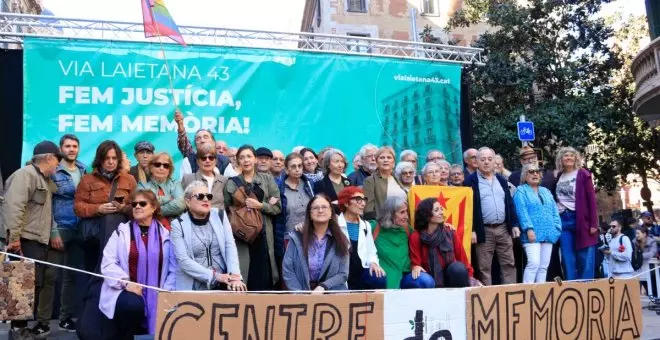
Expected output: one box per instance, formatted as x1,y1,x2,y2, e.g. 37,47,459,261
108,178,119,202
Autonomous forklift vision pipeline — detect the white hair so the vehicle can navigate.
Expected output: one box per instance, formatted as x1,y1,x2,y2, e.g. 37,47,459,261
395,161,416,178
436,160,450,169
463,148,477,161
399,149,418,161
422,162,440,175
477,147,495,158
426,149,445,161
184,180,208,199
377,196,408,228
292,146,305,154
359,143,378,159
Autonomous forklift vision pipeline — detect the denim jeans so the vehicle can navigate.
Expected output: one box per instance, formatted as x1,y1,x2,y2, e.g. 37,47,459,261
349,268,388,290
400,272,436,289
560,210,595,280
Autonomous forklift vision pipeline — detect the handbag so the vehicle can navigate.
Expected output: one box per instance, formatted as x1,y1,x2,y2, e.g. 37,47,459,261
80,179,119,243
228,177,263,244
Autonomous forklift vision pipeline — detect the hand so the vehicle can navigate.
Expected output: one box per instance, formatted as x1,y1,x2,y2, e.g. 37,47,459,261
174,109,184,124
471,232,477,244
445,223,455,230
294,223,304,232
312,286,326,294
98,203,118,214
245,198,263,210
228,280,247,292
411,265,426,280
469,277,483,287
126,283,143,296
215,273,231,284
112,201,126,211
369,263,385,278
602,249,611,255
50,236,64,251
6,240,22,255
512,227,521,238
268,197,279,205
589,227,598,235
526,229,536,243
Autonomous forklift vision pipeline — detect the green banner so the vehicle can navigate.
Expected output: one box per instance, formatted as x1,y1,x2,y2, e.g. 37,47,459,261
23,37,462,169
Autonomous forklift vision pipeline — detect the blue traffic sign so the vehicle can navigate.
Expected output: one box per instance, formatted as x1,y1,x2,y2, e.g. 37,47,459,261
517,121,535,141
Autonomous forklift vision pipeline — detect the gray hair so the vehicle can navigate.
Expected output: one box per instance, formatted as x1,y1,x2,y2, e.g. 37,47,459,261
477,147,495,158
436,159,450,169
399,149,418,161
184,180,208,199
449,164,464,172
555,146,583,173
520,162,541,185
377,196,408,228
322,148,348,175
292,146,305,153
463,148,477,161
395,161,416,178
195,128,215,142
421,162,440,175
31,154,52,165
359,143,378,159
426,149,445,161
197,143,216,156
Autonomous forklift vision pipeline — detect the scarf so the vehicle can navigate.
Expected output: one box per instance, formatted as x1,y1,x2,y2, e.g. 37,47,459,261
419,225,454,287
99,168,117,181
131,219,161,334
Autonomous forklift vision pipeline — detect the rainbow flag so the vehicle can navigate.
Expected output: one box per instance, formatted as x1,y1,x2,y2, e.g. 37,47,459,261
141,0,186,46
408,185,474,260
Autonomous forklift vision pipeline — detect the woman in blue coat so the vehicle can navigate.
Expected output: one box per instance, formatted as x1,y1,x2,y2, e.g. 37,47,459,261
513,163,561,283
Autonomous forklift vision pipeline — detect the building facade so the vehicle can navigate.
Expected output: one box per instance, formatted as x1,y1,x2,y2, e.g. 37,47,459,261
301,0,489,47
632,0,660,123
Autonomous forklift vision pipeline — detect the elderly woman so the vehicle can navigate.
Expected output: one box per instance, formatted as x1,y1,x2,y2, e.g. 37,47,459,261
370,196,414,289
282,194,350,292
75,140,137,272
171,181,246,291
421,161,449,187
274,153,315,266
138,152,185,222
551,147,598,280
181,144,228,211
394,161,416,192
224,145,281,291
300,148,324,184
404,198,476,288
363,146,406,220
337,186,387,290
513,163,561,283
99,190,175,338
449,164,465,186
313,149,351,213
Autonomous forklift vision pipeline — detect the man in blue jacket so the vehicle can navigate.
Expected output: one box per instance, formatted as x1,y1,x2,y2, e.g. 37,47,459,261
51,134,87,333
464,147,520,286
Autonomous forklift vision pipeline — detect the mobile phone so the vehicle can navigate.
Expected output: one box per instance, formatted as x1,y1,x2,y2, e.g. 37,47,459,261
114,196,125,204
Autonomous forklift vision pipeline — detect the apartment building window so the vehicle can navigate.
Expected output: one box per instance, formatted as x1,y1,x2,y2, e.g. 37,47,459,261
421,0,439,15
347,0,367,13
347,33,371,53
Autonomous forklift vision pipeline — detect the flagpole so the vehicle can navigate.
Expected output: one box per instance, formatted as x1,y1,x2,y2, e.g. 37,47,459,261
146,1,179,111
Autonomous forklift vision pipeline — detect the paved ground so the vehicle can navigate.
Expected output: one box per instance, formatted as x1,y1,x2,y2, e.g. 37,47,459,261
1,300,659,339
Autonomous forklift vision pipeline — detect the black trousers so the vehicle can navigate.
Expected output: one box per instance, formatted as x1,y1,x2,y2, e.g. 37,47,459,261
114,291,146,340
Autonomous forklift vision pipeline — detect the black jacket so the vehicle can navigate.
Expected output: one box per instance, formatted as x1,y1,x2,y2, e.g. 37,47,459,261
313,175,350,214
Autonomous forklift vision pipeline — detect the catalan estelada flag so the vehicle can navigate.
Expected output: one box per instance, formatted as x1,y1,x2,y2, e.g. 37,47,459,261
141,0,186,46
408,186,474,260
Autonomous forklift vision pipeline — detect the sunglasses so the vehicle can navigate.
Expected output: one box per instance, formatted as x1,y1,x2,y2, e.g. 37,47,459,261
131,201,148,208
194,193,214,201
198,155,216,161
351,196,368,204
152,162,171,169
528,170,540,174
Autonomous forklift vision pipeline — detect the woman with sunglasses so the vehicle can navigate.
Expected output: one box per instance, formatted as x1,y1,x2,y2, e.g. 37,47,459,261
99,190,176,338
224,144,281,291
274,153,315,269
337,186,387,290
181,144,228,211
170,181,246,291
75,140,137,271
513,163,561,283
138,152,186,224
404,198,476,288
282,194,350,292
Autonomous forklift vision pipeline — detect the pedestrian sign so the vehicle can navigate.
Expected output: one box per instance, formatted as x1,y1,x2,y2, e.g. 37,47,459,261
517,121,535,141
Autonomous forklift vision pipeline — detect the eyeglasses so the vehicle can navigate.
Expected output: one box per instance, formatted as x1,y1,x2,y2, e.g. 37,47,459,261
152,162,171,169
311,205,331,212
288,164,303,169
194,193,214,201
131,201,148,208
401,171,415,176
198,155,216,161
450,172,462,176
351,196,368,204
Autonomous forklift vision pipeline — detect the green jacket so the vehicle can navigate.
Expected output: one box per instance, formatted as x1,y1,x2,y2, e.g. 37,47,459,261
224,172,282,285
2,165,56,245
138,178,186,217
370,220,413,289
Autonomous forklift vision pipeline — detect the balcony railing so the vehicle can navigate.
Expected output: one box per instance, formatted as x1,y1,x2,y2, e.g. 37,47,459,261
632,36,660,121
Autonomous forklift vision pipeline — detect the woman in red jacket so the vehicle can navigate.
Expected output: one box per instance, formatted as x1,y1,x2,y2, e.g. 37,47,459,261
403,197,476,288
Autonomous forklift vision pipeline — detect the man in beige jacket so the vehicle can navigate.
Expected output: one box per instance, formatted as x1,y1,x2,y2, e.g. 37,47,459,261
2,140,62,339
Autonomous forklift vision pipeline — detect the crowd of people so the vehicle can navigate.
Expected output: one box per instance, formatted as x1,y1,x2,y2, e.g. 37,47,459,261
2,114,660,339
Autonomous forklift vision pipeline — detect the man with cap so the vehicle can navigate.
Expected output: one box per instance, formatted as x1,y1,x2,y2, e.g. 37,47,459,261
130,140,154,184
640,211,660,237
255,147,273,174
1,141,62,338
508,146,555,188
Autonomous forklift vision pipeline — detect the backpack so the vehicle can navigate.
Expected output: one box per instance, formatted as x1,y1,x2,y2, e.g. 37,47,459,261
227,177,263,243
620,235,644,271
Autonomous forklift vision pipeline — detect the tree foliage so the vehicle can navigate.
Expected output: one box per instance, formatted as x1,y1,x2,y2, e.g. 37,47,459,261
445,0,659,191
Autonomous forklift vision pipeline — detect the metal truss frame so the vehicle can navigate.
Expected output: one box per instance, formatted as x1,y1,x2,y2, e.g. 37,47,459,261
0,12,484,65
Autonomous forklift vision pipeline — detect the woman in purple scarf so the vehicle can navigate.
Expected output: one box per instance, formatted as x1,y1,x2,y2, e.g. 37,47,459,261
99,189,176,338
